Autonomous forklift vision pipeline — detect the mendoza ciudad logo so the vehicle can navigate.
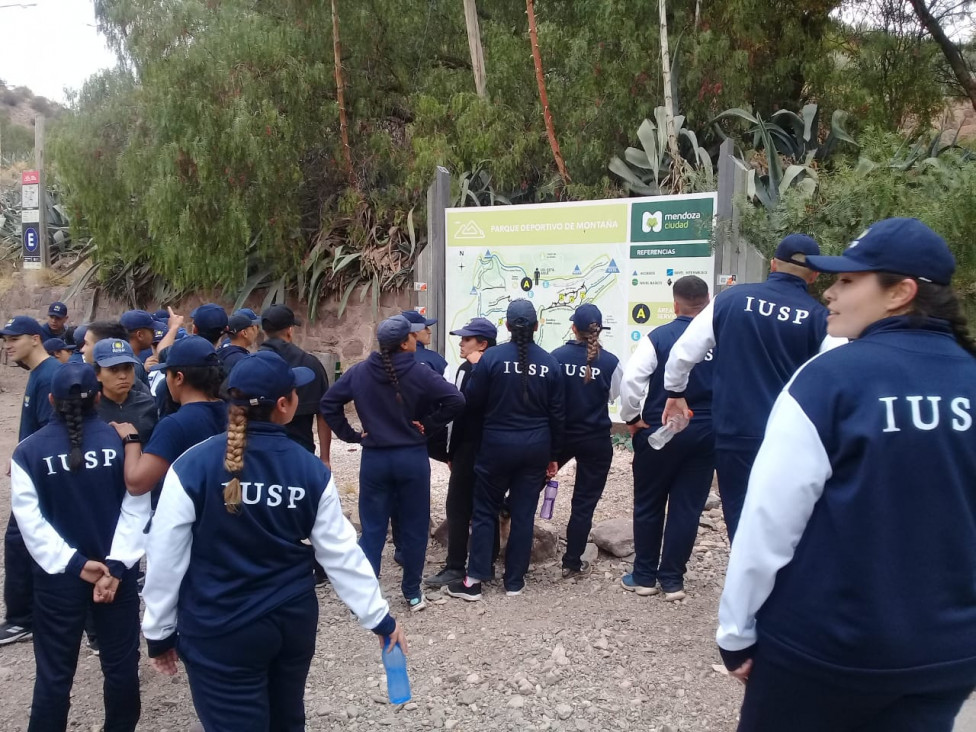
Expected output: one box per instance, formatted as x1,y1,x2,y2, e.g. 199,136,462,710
630,197,714,244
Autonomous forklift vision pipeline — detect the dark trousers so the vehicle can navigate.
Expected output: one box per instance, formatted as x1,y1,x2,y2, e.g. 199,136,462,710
4,512,33,627
632,421,714,591
468,436,548,592
714,439,761,542
29,568,141,732
444,440,500,572
180,591,318,732
738,646,974,732
557,435,613,571
358,445,430,600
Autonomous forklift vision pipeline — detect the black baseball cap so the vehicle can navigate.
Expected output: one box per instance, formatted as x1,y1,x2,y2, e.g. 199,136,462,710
44,338,76,353
262,305,301,331
774,234,820,266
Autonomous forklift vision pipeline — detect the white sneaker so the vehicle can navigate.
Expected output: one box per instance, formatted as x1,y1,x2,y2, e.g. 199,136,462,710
408,597,427,612
663,589,686,602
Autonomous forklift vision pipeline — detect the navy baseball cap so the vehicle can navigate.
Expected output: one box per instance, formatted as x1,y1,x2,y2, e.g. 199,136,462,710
120,310,155,332
506,299,537,327
450,317,497,340
262,304,301,331
191,303,228,333
571,304,606,331
806,218,955,286
227,351,314,406
44,338,76,353
48,302,68,318
153,309,170,321
73,323,89,346
151,321,166,344
0,316,43,338
51,362,99,400
150,335,218,371
774,234,820,266
233,308,261,325
227,314,256,334
401,310,437,330
92,338,140,367
377,315,412,348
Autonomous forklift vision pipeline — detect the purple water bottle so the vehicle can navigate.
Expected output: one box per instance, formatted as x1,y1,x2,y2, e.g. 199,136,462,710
540,480,558,519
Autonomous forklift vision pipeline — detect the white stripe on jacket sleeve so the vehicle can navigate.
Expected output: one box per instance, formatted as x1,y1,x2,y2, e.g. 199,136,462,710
820,334,848,352
106,491,152,572
618,337,657,422
310,476,391,631
717,389,831,652
142,466,197,641
608,362,624,404
10,460,79,574
664,300,716,393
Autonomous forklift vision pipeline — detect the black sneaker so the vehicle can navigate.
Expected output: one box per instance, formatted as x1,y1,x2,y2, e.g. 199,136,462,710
561,560,591,580
446,580,482,602
87,636,100,656
424,567,465,588
0,622,32,645
393,550,404,567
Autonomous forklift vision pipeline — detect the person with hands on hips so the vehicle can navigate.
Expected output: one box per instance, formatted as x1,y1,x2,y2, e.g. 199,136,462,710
718,218,976,732
320,315,464,612
11,362,150,732
142,351,406,732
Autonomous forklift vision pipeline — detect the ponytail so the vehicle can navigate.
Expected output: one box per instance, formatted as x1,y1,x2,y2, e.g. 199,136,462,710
877,273,976,357
509,323,534,402
54,396,97,471
380,348,403,404
222,394,275,515
582,322,601,384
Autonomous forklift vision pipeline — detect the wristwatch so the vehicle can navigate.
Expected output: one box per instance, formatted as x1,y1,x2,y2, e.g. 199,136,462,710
121,433,141,445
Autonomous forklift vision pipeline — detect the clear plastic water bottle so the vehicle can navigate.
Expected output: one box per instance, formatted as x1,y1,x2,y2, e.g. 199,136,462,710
382,637,411,704
539,480,558,519
648,410,693,450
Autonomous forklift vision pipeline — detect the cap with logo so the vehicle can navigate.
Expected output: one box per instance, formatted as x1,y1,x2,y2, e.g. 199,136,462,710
93,338,140,367
233,308,261,325
120,310,156,332
571,303,607,331
152,321,166,344
43,338,76,353
190,304,229,334
48,302,68,318
805,218,955,285
401,310,437,331
377,315,412,349
0,316,44,338
150,335,219,371
261,304,301,332
227,313,256,334
506,299,538,327
449,317,497,340
773,234,820,266
51,362,99,400
227,351,314,406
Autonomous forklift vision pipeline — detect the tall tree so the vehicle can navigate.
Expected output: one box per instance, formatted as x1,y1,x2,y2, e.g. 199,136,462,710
525,0,570,186
906,0,976,111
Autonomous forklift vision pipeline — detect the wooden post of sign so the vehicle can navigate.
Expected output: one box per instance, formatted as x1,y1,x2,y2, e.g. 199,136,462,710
422,166,450,356
35,114,49,269
463,0,487,98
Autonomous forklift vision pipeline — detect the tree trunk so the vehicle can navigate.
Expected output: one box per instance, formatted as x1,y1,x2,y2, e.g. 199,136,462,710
463,0,488,98
659,0,682,188
907,0,976,113
331,0,356,188
526,0,571,186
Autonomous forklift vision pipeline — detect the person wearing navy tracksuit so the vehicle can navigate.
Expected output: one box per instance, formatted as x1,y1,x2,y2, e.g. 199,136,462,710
662,235,845,540
549,304,621,578
620,276,714,600
447,299,565,600
320,315,465,611
718,219,976,731
142,352,405,732
12,362,150,731
401,310,449,375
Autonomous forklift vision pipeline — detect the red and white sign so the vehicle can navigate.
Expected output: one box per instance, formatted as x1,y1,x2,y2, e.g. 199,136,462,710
21,170,40,186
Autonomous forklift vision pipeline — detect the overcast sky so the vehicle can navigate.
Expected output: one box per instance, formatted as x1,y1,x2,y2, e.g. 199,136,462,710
0,0,116,103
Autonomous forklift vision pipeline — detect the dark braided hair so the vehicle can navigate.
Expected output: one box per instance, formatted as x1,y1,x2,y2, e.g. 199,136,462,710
877,273,976,357
54,395,97,471
380,347,403,404
223,393,276,515
509,322,534,402
581,322,602,384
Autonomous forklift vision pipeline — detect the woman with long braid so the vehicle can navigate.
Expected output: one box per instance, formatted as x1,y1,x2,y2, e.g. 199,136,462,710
320,315,464,612
142,351,405,731
447,299,565,601
549,304,622,578
11,362,150,731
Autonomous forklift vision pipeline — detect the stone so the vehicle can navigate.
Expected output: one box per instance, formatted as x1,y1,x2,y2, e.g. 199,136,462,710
432,518,449,545
590,518,634,557
445,721,459,731
507,695,526,709
704,492,721,511
556,703,573,720
466,673,481,684
530,525,559,563
592,637,609,650
459,689,482,705
580,542,599,564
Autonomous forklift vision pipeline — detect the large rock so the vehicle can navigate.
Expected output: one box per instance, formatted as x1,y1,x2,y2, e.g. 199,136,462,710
428,516,557,563
590,518,634,558
432,518,449,545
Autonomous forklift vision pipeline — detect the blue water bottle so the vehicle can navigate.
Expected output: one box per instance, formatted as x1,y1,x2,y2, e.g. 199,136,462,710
382,637,412,704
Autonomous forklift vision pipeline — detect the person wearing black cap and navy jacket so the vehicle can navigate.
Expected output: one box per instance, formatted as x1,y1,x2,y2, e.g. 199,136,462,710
447,299,565,601
44,337,76,364
662,234,845,540
142,351,406,732
620,276,714,601
402,310,449,375
12,362,150,731
321,315,464,611
718,218,976,732
549,304,622,579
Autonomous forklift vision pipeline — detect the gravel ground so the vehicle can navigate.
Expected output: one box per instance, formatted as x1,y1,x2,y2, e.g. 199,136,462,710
0,364,745,731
